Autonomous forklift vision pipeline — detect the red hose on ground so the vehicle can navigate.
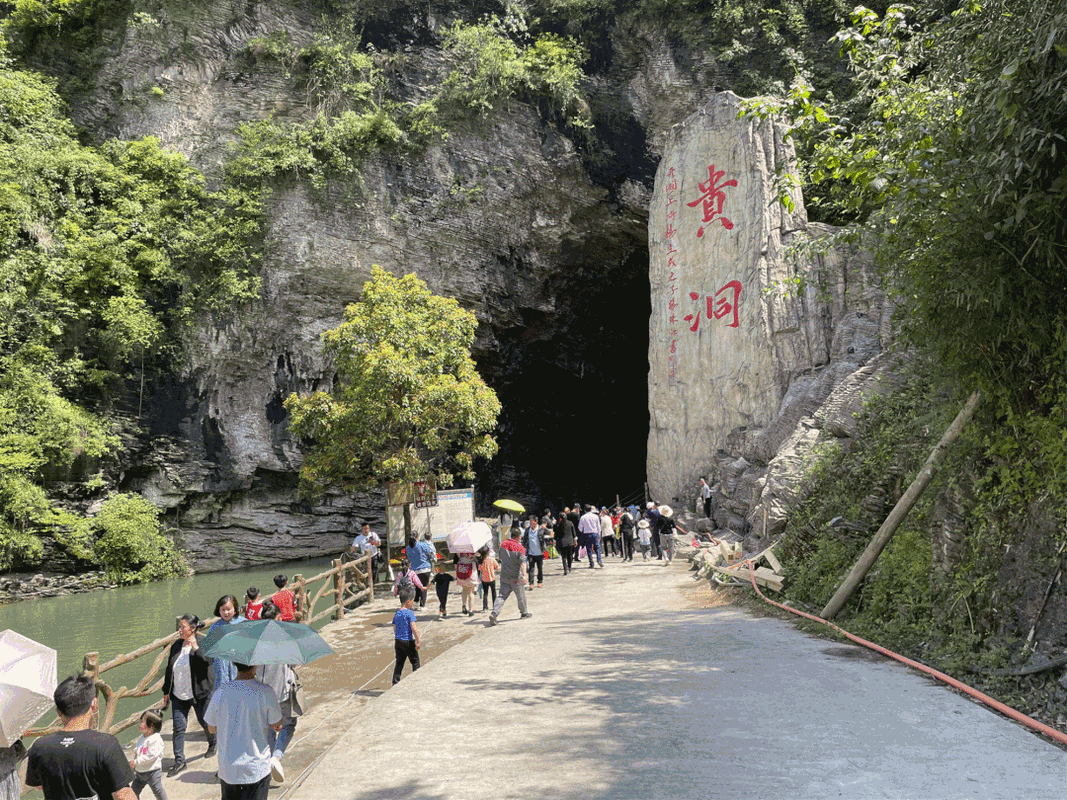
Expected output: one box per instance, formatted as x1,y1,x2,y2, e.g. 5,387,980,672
742,561,1067,747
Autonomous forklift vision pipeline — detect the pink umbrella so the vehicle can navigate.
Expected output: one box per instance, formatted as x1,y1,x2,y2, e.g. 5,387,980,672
446,521,492,554
0,630,57,746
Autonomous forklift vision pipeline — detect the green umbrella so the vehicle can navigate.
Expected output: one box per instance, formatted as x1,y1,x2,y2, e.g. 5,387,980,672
493,498,525,513
199,620,334,666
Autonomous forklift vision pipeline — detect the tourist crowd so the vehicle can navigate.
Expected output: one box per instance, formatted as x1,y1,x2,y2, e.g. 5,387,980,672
15,497,698,800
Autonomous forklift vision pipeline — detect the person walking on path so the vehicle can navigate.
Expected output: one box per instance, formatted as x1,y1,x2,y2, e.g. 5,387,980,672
700,477,713,519
257,602,304,784
432,562,455,618
129,710,167,800
243,587,264,621
391,588,422,683
657,505,689,566
523,515,547,589
392,557,425,598
645,502,662,559
618,507,635,561
555,511,576,574
207,595,246,691
455,550,480,616
477,547,499,611
636,518,653,560
408,532,437,608
204,663,282,800
579,504,603,568
269,575,296,622
26,675,136,800
489,527,532,625
600,507,618,558
161,613,215,777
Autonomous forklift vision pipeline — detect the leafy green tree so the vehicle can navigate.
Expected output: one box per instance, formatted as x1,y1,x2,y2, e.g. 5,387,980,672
0,58,261,575
755,2,1067,412
284,267,501,502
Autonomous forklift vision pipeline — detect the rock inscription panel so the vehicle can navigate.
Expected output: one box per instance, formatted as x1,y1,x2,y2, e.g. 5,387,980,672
647,92,810,501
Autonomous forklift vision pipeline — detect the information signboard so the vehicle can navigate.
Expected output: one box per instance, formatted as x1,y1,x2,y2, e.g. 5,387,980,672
386,487,475,546
413,480,438,509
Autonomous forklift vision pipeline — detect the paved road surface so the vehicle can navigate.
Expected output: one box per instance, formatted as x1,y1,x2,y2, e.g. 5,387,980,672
286,557,1066,800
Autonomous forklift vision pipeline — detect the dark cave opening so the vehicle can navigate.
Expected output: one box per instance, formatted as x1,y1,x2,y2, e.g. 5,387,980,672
475,242,650,513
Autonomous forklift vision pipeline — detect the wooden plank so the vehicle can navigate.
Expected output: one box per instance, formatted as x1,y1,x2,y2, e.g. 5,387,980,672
752,567,784,592
763,547,783,574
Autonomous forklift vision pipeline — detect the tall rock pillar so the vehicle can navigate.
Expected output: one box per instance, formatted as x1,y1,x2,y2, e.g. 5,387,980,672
647,92,813,502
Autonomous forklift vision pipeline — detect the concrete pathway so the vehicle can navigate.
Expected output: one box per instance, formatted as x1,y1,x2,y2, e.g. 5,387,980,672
285,556,1067,800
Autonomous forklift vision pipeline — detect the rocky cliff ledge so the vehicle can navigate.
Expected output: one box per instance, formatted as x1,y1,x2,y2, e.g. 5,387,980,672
31,0,885,570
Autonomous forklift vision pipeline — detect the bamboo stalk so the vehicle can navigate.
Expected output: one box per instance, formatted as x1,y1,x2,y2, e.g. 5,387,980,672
821,391,982,620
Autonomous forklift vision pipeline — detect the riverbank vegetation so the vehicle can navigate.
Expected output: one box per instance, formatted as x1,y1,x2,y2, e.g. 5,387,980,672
0,54,252,578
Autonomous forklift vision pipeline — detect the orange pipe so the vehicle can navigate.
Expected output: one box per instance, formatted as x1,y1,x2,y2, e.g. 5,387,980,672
742,561,1067,747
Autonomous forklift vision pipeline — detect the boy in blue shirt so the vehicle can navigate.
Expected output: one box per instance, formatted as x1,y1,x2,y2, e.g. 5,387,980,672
391,588,421,684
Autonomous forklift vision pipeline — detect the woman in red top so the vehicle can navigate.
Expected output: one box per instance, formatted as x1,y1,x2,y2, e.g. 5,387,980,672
270,574,297,621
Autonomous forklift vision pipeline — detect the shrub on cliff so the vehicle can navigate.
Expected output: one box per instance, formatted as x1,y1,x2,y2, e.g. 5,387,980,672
92,493,187,584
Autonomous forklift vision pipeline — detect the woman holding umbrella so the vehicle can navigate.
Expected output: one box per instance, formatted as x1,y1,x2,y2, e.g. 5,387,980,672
0,630,55,800
162,614,215,776
447,521,493,616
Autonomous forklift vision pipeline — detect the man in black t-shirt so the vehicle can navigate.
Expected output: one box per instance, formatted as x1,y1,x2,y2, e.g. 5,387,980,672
25,675,135,800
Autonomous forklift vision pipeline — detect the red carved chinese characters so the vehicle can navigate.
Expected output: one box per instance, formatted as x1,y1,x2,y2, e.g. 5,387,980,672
664,167,681,379
712,280,742,328
684,281,744,331
686,164,737,237
683,292,701,332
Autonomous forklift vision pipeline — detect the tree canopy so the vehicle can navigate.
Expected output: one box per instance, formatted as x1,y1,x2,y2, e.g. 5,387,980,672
284,267,501,495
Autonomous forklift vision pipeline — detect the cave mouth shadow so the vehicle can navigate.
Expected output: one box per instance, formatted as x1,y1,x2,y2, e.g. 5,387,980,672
477,241,650,509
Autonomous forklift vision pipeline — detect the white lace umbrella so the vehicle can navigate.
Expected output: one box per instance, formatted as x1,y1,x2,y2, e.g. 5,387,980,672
446,520,493,554
0,630,57,746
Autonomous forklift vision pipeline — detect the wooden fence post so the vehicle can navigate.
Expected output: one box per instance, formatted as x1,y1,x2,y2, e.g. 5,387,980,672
333,559,345,620
293,574,306,622
367,553,374,604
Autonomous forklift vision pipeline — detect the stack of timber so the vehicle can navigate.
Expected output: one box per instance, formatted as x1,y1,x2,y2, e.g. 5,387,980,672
690,539,785,592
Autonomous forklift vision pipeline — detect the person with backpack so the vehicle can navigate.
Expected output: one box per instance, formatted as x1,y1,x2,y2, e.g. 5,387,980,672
477,545,499,611
393,558,424,598
408,532,437,608
455,550,480,616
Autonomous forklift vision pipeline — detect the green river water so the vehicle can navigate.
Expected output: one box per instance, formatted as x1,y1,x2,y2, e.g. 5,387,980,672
0,555,338,740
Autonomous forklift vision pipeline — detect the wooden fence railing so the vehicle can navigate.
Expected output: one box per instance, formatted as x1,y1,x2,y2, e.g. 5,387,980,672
24,553,374,740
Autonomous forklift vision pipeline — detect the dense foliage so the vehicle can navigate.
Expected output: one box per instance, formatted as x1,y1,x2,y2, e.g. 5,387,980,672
766,2,1067,718
92,492,188,584
754,2,1067,413
285,266,501,494
0,54,259,575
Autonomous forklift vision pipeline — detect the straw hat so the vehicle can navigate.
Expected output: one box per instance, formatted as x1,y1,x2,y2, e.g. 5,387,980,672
658,505,673,518
637,519,650,529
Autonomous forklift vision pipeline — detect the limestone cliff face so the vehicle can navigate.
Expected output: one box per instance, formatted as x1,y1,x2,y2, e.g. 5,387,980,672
647,94,891,546
51,1,876,569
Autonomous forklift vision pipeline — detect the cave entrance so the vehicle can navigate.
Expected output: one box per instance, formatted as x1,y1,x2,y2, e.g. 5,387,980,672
476,241,650,513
